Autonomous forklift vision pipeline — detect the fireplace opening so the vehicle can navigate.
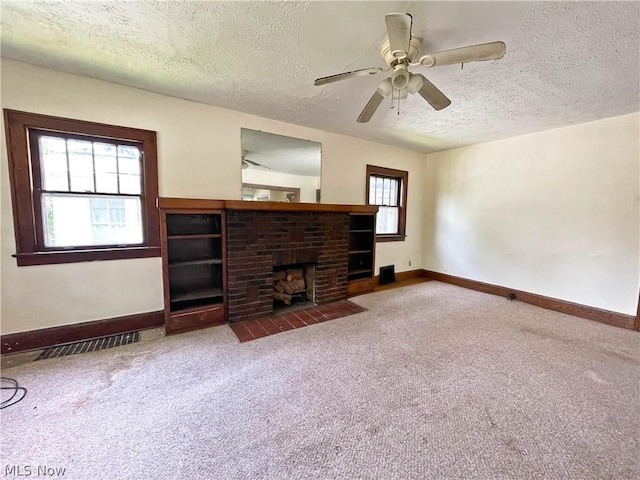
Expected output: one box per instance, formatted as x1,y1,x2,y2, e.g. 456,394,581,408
273,264,315,313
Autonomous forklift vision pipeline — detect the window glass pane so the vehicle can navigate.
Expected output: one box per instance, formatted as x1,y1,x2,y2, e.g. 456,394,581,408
42,193,143,247
93,142,117,158
389,178,398,206
108,200,126,223
383,178,392,205
96,172,119,193
118,146,141,194
94,143,119,194
39,136,69,191
375,177,384,204
67,139,95,192
118,146,141,174
376,206,399,234
119,174,141,194
89,198,108,224
369,177,376,204
118,145,142,195
370,175,402,207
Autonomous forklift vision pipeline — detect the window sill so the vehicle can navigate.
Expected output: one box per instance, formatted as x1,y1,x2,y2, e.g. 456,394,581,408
13,246,161,266
376,234,406,243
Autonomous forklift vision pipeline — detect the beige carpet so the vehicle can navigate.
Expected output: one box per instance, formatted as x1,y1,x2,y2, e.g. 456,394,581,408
1,281,638,479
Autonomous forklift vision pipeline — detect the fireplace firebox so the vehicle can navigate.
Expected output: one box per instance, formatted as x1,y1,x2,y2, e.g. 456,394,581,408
273,264,315,308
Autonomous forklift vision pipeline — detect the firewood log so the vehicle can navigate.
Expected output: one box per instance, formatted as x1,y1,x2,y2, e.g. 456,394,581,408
273,270,287,281
287,268,304,281
282,280,295,295
274,280,294,295
290,279,306,292
273,292,292,304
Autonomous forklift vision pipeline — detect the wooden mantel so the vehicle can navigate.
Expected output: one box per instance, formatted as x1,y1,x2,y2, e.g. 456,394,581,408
158,198,378,214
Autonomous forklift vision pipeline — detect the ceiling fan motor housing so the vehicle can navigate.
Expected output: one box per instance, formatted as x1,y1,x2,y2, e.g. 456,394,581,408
381,36,422,66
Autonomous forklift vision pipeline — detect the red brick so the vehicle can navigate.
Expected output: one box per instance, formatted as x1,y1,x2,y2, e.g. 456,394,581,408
227,210,349,322
230,323,255,342
285,314,307,328
244,321,268,340
257,318,281,335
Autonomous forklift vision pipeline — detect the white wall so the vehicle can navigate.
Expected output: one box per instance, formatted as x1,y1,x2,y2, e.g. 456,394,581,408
424,113,640,315
0,59,426,335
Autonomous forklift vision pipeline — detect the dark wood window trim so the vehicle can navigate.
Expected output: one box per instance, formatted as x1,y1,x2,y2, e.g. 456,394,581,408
366,164,408,242
4,110,160,266
635,290,640,331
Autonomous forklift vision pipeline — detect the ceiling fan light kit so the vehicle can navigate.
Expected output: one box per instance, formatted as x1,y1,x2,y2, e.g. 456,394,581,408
314,13,507,123
241,150,271,170
391,64,410,90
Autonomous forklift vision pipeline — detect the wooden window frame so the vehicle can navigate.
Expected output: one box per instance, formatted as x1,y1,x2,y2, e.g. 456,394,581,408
4,109,160,266
366,164,408,242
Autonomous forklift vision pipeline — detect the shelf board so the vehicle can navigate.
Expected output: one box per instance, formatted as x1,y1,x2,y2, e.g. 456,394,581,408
348,268,372,276
167,233,221,240
170,287,223,303
348,250,372,255
350,229,373,233
169,258,222,268
170,303,224,315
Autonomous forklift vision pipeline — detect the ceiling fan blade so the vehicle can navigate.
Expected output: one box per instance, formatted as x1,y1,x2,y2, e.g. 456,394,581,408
414,74,451,111
357,91,385,123
385,13,412,59
244,158,271,169
314,67,382,86
420,41,506,68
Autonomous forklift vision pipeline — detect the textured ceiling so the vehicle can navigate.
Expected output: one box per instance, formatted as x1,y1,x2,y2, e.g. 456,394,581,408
1,1,639,153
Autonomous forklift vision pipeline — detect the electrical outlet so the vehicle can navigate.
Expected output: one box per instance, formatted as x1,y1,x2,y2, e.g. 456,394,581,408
409,260,412,267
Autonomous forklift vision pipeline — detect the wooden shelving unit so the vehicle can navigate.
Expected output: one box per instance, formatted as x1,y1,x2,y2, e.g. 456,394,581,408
347,212,376,295
159,198,227,334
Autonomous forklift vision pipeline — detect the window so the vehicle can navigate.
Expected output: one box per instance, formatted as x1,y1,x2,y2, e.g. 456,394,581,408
366,165,408,242
4,110,160,266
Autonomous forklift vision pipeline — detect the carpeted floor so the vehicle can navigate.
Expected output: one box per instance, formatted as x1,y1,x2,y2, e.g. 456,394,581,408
1,281,638,479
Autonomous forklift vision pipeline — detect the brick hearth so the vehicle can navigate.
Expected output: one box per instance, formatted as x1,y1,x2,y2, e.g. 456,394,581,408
229,300,367,342
226,209,350,323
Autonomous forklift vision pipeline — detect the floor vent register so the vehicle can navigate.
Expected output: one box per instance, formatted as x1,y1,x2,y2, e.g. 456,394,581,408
35,332,140,361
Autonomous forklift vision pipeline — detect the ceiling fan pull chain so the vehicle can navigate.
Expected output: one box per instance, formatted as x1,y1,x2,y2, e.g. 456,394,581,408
461,63,464,70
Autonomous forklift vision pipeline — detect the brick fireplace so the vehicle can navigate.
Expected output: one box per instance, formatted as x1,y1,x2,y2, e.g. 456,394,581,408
226,206,350,323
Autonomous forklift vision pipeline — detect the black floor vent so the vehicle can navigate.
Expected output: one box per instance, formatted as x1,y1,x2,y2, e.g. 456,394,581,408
35,332,140,361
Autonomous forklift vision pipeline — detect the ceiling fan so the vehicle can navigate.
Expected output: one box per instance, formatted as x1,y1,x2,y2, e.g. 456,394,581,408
313,13,506,123
241,150,271,170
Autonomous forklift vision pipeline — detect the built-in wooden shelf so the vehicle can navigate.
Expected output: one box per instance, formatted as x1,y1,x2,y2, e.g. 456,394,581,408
169,258,223,268
160,198,227,335
168,233,222,240
348,268,373,277
171,287,224,303
347,212,376,293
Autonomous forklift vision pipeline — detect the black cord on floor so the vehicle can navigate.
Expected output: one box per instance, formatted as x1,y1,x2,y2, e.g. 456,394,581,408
1,377,27,409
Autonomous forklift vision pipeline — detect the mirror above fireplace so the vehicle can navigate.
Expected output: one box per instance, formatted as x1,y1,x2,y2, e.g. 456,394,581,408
241,128,321,203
